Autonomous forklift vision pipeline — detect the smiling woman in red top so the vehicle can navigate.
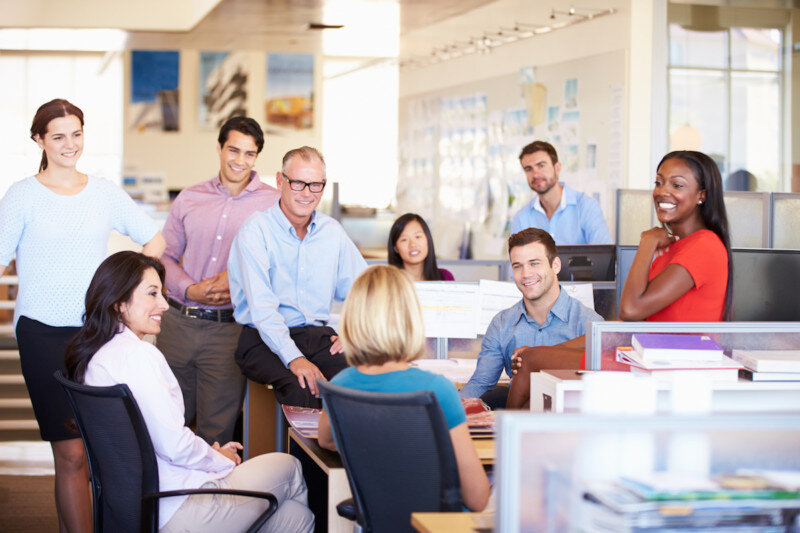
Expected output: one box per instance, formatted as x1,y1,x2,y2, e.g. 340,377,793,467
619,151,733,322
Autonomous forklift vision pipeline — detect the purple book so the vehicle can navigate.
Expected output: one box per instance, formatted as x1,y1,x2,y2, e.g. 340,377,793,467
631,333,723,362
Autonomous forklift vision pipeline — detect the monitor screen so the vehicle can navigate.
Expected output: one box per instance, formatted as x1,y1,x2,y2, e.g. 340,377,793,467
616,246,800,321
555,245,616,282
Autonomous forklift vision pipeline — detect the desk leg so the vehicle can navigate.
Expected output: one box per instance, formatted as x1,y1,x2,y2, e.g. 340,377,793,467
244,380,277,459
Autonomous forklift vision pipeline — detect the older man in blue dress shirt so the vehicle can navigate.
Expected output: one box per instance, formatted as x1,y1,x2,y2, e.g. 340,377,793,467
511,140,612,245
460,228,601,405
228,146,367,407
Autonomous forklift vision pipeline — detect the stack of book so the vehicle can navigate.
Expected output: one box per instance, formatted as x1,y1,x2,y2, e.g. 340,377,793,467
581,470,800,532
732,349,800,382
616,333,743,382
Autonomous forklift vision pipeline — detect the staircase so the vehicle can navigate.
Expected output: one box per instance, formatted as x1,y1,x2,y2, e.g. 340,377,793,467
0,272,40,442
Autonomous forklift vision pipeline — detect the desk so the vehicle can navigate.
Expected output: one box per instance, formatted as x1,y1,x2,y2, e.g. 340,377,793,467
411,512,492,532
531,370,800,413
289,429,496,533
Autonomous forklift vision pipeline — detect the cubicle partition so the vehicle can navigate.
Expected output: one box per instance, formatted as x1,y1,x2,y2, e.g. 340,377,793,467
495,411,800,532
585,321,800,371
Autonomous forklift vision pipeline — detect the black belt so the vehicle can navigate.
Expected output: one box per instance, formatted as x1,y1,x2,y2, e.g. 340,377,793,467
168,298,235,323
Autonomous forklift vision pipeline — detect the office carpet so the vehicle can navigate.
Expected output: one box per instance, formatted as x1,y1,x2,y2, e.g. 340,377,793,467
0,474,59,532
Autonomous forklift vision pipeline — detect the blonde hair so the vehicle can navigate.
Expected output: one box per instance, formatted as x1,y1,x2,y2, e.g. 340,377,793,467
339,265,425,366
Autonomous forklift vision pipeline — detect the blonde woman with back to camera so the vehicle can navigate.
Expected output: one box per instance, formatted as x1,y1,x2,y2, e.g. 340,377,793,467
317,265,490,512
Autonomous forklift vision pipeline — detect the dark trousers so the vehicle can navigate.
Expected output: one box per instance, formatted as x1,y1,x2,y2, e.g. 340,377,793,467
235,325,348,408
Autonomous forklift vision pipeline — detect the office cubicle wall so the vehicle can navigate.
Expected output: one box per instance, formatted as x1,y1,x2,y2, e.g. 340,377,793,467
495,411,800,533
615,189,654,246
585,321,800,371
723,191,771,248
615,246,800,322
771,193,800,249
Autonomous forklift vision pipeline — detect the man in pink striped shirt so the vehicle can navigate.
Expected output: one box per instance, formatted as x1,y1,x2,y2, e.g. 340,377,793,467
157,117,280,444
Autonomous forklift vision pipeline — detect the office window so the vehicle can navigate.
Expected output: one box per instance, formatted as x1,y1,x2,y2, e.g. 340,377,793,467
668,24,783,191
0,51,123,197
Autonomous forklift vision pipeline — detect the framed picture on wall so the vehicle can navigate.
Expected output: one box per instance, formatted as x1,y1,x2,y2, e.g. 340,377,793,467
130,50,180,132
265,53,314,131
199,51,249,128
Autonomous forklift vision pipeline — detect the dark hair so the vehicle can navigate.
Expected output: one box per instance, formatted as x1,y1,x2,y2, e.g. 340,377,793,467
519,140,558,165
657,150,733,320
30,99,85,172
65,252,165,383
217,116,265,153
387,213,444,281
508,228,558,266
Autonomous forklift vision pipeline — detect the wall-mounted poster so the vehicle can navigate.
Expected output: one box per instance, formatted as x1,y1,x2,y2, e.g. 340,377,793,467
265,53,314,130
130,50,180,132
199,51,249,128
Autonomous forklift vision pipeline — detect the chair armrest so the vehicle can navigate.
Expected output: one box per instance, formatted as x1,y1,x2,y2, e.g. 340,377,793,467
336,497,357,521
143,489,278,533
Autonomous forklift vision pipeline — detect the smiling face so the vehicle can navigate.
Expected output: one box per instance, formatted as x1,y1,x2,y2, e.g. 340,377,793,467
394,219,429,268
276,155,326,227
653,157,706,227
119,268,169,339
510,241,561,304
35,115,83,169
217,129,259,189
520,150,561,195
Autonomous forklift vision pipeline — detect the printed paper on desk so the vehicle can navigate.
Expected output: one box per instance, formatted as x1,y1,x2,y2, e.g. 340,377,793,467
415,282,479,339
478,280,520,334
560,282,594,311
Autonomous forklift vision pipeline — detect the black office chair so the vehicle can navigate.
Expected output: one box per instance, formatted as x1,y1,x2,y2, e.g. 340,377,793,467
53,371,278,533
318,380,463,533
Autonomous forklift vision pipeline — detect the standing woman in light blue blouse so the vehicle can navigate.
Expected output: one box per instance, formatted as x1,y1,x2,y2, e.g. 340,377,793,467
0,99,166,532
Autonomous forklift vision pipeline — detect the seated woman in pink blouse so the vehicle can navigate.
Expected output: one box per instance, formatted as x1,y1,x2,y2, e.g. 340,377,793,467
388,213,454,281
65,251,313,533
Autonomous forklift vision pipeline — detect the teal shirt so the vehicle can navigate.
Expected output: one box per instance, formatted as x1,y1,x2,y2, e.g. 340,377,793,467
331,366,467,429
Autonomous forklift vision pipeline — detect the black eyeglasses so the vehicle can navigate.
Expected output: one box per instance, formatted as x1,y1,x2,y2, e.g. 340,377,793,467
282,173,326,193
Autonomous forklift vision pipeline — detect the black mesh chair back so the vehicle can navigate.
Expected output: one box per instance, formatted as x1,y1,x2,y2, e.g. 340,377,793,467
54,371,277,533
54,371,161,532
318,380,462,533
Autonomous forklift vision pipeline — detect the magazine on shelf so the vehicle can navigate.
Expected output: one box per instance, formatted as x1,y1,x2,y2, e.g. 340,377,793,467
616,347,742,381
631,333,723,362
739,369,800,382
281,406,321,439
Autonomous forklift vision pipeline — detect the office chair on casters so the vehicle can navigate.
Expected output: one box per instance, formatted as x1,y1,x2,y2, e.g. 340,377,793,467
317,380,463,533
53,371,278,533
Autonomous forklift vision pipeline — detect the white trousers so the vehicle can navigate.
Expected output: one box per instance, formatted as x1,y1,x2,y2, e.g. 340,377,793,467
161,453,314,533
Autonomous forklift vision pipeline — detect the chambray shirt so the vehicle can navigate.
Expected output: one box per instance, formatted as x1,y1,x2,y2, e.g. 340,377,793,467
510,183,613,245
161,172,279,309
459,287,602,398
228,203,367,366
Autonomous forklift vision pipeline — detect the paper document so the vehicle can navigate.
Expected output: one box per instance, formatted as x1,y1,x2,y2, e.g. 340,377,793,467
560,282,595,311
415,282,479,339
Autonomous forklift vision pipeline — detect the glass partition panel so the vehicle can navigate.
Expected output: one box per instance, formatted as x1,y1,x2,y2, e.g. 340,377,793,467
496,412,800,533
586,322,800,371
772,194,800,250
724,192,770,248
616,189,654,246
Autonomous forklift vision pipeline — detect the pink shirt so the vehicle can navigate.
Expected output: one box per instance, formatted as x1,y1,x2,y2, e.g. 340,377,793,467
161,172,279,308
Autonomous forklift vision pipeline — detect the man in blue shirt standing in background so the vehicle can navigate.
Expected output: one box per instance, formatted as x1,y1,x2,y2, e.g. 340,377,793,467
228,146,367,407
511,141,612,245
460,228,601,406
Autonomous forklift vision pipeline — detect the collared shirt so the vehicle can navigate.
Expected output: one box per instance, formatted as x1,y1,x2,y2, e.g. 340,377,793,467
459,287,602,398
228,203,367,366
510,183,613,245
84,327,234,528
161,172,279,309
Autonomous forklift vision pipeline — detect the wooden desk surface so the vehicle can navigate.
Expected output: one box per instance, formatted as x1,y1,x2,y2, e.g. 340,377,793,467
411,512,492,532
289,428,496,467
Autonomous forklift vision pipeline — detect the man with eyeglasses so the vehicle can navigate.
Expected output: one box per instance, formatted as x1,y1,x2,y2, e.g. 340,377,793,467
228,146,367,407
157,116,279,445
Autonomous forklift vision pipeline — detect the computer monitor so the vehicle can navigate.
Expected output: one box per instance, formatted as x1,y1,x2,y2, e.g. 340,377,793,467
615,246,800,321
555,245,616,282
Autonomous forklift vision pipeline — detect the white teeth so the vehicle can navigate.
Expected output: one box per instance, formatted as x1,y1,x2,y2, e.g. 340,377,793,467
658,202,676,209
151,316,161,322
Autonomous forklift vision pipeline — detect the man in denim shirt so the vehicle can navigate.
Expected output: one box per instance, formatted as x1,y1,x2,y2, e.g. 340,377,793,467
459,228,601,406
